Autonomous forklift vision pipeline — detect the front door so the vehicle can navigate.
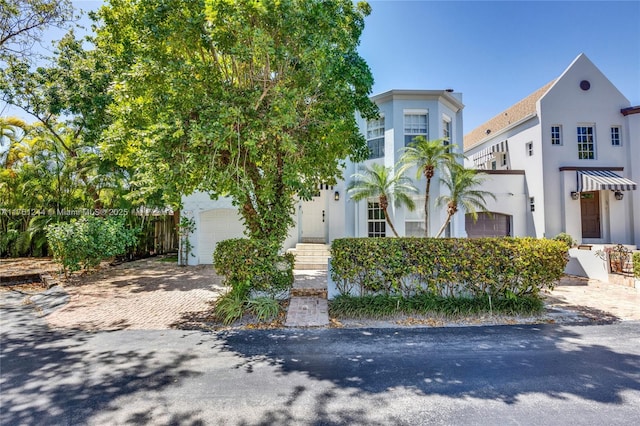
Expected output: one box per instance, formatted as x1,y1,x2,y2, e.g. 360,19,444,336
580,191,601,239
300,191,327,243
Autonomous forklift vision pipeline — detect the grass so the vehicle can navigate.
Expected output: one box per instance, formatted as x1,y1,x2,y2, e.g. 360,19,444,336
329,293,544,319
156,255,179,263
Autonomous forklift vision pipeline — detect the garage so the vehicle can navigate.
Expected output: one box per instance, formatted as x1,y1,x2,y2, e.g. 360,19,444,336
198,209,245,264
465,212,511,238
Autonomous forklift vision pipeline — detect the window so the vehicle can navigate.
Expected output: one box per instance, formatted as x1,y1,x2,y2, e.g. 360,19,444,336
442,119,451,152
611,126,621,146
529,197,535,212
405,196,425,237
404,113,428,146
551,125,562,145
367,202,386,237
526,142,533,156
366,116,384,159
501,153,507,167
491,160,497,170
577,126,595,159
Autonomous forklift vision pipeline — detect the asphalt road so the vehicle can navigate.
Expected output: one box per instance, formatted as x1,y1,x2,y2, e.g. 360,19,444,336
2,291,640,425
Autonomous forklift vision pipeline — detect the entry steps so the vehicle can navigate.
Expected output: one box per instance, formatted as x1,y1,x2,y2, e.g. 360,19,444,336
287,243,331,270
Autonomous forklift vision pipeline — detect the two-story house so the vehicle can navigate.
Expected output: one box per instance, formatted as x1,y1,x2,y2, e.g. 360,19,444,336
464,53,638,246
181,89,466,265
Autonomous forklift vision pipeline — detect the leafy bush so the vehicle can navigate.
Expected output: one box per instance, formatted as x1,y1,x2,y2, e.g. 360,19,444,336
46,216,138,275
329,293,544,318
246,297,281,322
213,238,294,297
214,290,248,325
553,232,576,249
634,252,640,279
330,237,568,299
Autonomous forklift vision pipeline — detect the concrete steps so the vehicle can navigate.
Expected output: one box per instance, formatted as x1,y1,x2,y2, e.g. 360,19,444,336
288,243,331,270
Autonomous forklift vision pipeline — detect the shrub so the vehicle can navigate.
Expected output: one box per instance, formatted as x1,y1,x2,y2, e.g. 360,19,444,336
46,216,138,275
329,293,544,319
553,232,576,249
634,252,640,279
330,237,568,299
214,290,248,325
246,297,281,322
213,238,294,297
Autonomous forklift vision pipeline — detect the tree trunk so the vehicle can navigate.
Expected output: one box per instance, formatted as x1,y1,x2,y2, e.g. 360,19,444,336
424,176,431,237
384,208,399,237
435,213,453,238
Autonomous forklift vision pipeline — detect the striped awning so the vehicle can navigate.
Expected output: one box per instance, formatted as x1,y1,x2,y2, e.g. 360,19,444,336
471,140,509,168
577,170,637,192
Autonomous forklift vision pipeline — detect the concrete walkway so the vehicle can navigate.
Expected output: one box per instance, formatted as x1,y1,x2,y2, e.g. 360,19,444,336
285,270,329,327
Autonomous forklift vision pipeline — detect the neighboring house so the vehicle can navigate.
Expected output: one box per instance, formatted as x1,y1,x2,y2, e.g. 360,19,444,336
182,89,466,265
464,53,638,247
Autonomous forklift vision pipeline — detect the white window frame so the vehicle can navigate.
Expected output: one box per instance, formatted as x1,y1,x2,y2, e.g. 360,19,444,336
551,125,562,145
404,110,429,147
366,116,385,159
577,125,596,160
611,126,621,146
367,201,386,237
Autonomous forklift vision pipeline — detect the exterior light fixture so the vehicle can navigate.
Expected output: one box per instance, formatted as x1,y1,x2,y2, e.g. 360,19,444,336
570,191,579,200
614,191,624,201
334,191,340,201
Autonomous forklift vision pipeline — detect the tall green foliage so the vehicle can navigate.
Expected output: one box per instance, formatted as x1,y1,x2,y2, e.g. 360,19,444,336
96,0,378,253
435,163,495,238
346,162,418,237
399,136,463,237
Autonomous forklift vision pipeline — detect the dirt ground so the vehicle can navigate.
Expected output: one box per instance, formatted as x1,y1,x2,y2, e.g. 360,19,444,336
2,256,639,331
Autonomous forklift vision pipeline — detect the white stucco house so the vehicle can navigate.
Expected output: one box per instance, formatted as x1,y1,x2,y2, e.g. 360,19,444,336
181,89,466,265
464,53,638,247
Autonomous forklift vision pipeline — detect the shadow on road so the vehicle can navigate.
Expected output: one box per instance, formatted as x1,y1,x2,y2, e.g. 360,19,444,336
0,292,204,426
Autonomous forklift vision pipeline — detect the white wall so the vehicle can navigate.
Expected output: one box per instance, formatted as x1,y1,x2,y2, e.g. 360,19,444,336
625,111,640,247
539,54,632,243
475,172,529,236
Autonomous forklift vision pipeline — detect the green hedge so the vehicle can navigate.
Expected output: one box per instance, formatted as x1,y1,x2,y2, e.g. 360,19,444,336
213,238,294,298
634,252,640,279
330,237,568,299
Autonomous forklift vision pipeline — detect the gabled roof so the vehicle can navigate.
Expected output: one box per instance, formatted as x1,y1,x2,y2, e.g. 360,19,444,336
464,80,555,150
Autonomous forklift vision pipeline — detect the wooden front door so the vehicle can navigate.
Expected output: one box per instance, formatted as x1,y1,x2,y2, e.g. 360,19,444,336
580,191,601,239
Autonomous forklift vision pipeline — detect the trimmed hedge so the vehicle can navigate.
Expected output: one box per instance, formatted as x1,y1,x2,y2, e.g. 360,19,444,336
330,237,568,299
634,252,640,279
213,238,294,298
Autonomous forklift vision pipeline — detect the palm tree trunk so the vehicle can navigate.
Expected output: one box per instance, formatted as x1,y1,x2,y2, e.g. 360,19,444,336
383,208,399,237
435,213,453,238
424,177,431,237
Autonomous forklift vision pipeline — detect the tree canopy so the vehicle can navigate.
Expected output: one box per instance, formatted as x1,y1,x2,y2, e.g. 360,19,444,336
96,0,378,247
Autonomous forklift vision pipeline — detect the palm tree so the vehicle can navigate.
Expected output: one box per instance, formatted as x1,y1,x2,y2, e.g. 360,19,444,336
347,162,418,237
399,136,463,237
434,163,496,238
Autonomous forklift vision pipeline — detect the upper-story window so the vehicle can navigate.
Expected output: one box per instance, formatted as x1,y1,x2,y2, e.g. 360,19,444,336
611,126,621,146
526,142,533,156
551,125,562,145
404,113,428,146
442,118,451,151
577,125,595,159
366,116,384,159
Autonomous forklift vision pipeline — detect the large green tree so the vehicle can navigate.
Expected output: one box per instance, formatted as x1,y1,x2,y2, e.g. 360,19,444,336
96,0,378,249
434,163,495,238
399,136,462,237
0,0,73,61
346,162,417,237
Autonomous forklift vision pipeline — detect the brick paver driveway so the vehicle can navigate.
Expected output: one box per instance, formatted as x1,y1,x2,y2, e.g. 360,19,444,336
45,259,225,330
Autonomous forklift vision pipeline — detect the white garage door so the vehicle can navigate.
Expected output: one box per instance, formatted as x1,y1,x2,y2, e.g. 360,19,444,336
199,209,245,264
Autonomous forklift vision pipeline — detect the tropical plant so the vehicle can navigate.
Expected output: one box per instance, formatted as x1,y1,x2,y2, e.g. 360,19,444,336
347,162,418,237
399,136,463,236
434,163,495,238
95,0,378,257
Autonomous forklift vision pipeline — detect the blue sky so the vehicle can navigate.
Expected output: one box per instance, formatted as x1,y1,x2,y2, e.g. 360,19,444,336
359,1,640,132
3,0,640,135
